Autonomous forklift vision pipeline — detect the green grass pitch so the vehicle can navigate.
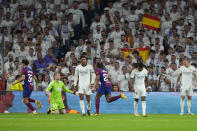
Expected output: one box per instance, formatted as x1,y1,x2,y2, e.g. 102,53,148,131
0,113,197,131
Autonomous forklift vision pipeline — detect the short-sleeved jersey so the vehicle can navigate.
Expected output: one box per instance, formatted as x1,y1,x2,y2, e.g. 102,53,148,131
96,68,112,88
178,65,196,89
46,80,72,100
74,64,94,87
130,68,148,88
21,67,34,90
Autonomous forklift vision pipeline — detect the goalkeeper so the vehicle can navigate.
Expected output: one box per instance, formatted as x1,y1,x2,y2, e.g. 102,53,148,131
46,72,76,114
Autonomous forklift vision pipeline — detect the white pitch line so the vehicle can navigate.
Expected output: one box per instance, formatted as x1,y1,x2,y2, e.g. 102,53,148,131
0,117,177,122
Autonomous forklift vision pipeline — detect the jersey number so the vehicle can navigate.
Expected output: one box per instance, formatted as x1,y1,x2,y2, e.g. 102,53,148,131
27,71,33,83
103,74,109,82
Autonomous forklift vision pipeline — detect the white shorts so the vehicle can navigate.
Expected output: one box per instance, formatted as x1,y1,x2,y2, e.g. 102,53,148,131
78,85,91,95
180,87,193,96
133,88,146,99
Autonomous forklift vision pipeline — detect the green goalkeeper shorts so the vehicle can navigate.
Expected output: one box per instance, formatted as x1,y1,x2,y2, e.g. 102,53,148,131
50,99,65,111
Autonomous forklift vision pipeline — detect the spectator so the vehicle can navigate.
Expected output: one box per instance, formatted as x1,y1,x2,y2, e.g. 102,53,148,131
118,66,130,92
147,66,157,91
167,62,179,92
44,48,58,66
13,60,21,76
100,7,113,28
68,1,85,40
90,14,106,34
156,67,171,92
40,75,50,91
27,48,36,67
109,61,121,89
6,68,15,91
37,74,43,91
33,52,48,75
67,66,76,90
59,58,70,78
65,44,79,62
4,53,14,73
146,50,156,66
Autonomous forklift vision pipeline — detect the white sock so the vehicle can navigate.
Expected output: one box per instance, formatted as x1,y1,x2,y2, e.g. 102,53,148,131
180,99,185,113
187,100,192,113
142,101,146,115
87,101,91,111
134,101,138,114
80,100,85,114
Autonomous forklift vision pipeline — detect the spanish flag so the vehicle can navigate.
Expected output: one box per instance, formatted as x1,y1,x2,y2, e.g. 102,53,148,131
142,14,160,31
120,48,134,59
136,46,150,63
120,46,150,63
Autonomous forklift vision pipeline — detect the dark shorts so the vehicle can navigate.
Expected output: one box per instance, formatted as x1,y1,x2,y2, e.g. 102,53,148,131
97,86,111,95
23,87,33,98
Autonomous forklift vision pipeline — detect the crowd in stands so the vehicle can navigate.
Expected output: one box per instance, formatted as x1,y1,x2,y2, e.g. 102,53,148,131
0,0,197,92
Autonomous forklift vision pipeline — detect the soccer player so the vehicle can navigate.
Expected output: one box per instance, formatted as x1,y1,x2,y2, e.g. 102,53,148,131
94,62,127,115
130,63,149,117
175,58,197,115
74,55,95,116
13,59,41,114
46,72,75,114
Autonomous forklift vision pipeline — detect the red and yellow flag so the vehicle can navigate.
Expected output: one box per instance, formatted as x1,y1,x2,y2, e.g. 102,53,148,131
142,14,160,31
120,46,150,63
136,46,150,63
120,48,134,59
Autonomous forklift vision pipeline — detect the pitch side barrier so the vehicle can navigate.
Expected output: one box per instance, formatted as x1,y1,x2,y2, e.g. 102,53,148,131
1,91,197,114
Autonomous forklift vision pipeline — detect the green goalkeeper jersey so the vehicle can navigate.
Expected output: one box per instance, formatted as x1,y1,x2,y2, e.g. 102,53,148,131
46,80,73,100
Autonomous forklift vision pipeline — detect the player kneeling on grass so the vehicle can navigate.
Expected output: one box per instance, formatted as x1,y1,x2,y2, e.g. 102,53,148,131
46,72,76,114
93,62,127,115
175,58,197,115
130,63,150,117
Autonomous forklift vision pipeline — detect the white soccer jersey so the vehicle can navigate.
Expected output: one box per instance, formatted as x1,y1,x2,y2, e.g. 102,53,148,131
130,68,148,88
178,66,196,89
74,64,95,88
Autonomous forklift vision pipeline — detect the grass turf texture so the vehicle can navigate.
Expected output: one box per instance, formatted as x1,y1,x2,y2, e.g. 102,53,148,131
0,114,197,131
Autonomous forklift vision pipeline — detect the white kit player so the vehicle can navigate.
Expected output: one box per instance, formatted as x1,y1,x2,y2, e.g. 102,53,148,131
175,58,197,115
130,63,150,117
74,55,95,116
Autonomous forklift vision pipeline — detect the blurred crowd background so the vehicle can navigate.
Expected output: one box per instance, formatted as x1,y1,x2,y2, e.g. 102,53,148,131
0,0,196,92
